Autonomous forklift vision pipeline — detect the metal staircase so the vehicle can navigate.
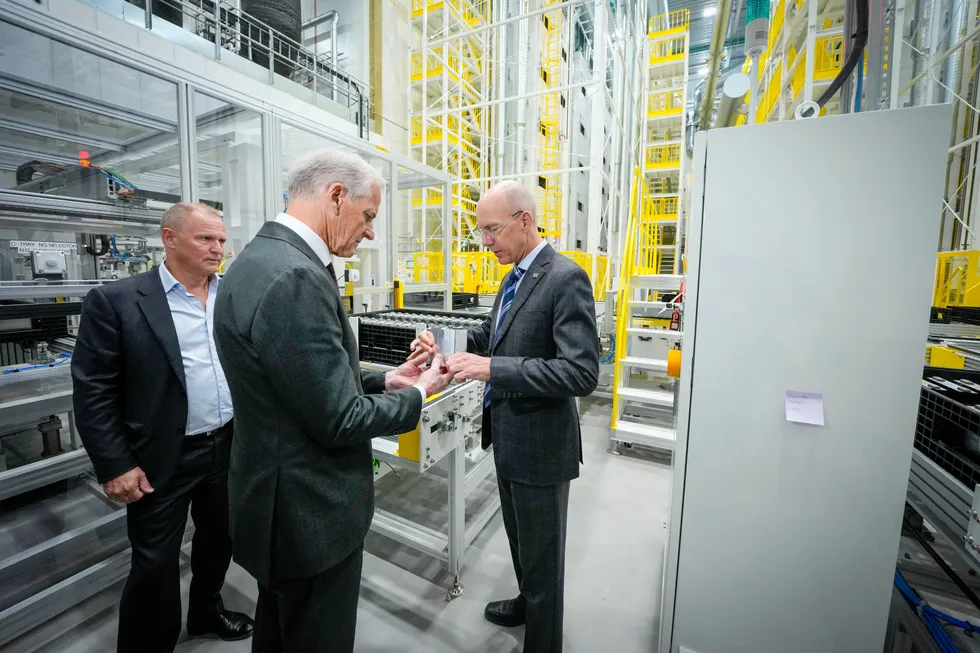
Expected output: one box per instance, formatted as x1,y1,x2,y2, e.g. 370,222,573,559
610,168,684,451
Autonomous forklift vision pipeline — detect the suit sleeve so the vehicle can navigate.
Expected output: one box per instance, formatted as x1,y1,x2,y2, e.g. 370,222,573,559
489,266,599,398
71,288,138,483
252,267,423,448
466,314,493,355
360,369,386,394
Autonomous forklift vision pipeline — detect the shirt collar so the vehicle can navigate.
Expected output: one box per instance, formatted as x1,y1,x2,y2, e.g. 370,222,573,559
275,212,333,268
160,260,219,294
517,240,548,273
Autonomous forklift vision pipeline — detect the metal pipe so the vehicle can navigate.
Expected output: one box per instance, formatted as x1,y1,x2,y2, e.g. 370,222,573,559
698,0,735,130
749,55,759,123
495,0,508,178
303,10,339,101
901,20,980,97
910,0,935,104
944,0,969,104
515,0,530,176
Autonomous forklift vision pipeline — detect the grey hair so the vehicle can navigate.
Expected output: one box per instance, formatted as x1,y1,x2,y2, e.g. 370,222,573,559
161,202,221,232
483,180,538,223
287,148,384,202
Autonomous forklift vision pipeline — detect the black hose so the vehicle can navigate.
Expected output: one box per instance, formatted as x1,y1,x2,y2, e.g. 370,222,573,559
815,0,869,109
85,235,111,257
903,507,980,615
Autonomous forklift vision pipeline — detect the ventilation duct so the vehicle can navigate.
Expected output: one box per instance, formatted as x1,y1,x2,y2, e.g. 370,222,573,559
241,0,302,77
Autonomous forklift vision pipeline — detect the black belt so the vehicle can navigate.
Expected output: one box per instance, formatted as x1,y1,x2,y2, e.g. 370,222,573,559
198,421,232,438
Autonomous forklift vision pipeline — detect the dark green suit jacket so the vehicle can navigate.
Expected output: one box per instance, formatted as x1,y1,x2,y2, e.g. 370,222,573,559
214,221,423,585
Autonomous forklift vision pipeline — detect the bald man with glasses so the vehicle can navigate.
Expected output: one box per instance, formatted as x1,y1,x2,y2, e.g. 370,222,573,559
415,181,599,653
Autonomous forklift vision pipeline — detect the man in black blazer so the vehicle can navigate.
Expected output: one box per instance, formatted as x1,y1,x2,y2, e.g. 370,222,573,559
213,148,453,652
72,202,254,652
423,181,598,653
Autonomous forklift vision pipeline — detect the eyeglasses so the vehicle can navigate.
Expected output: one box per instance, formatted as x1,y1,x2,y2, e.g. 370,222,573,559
473,210,525,243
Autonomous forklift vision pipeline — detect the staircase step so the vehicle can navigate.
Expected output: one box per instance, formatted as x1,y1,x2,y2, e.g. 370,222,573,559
632,274,683,290
614,420,676,449
617,386,674,407
620,356,669,372
625,327,682,340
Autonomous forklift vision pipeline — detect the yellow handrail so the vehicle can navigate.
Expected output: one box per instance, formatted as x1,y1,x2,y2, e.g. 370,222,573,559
611,168,642,429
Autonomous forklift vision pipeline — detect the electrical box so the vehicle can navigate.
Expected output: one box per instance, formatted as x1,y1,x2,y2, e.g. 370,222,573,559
31,251,67,277
660,105,951,653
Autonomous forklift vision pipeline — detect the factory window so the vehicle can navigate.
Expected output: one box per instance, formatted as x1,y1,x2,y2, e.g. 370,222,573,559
560,94,566,108
562,48,567,62
540,122,547,137
581,87,587,97
538,176,547,189
543,15,549,29
195,92,265,253
0,21,182,207
541,69,548,84
580,124,586,136
577,201,584,212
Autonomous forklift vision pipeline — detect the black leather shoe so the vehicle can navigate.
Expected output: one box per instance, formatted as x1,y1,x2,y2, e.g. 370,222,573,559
484,598,526,627
187,610,255,641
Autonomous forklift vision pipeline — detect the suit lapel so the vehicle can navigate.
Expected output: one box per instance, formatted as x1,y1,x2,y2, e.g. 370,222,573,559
137,268,186,390
493,245,554,351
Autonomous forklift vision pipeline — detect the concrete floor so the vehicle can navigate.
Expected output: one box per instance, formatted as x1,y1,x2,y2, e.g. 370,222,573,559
31,399,673,653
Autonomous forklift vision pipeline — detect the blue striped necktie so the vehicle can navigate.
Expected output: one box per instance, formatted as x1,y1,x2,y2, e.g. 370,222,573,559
485,267,526,408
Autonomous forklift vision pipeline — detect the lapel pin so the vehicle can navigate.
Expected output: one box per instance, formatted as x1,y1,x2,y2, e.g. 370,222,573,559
532,273,539,278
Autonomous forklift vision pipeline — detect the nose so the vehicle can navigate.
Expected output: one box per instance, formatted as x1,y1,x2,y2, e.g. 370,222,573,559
364,225,375,241
481,231,493,246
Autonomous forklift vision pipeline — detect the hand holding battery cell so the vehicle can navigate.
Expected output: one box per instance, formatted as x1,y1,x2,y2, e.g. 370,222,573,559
417,353,453,396
410,329,437,363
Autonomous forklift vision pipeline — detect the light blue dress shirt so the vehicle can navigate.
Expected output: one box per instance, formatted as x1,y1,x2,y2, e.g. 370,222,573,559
495,239,548,333
159,261,234,435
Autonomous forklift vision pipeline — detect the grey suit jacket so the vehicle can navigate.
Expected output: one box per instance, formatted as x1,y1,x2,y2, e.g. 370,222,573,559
213,221,423,585
468,245,599,486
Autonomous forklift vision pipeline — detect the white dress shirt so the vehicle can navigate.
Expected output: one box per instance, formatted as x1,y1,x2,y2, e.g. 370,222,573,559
159,261,233,435
496,239,548,334
273,213,427,402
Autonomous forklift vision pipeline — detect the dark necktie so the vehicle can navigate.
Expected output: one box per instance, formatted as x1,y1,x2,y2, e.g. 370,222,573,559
326,262,338,285
484,267,526,408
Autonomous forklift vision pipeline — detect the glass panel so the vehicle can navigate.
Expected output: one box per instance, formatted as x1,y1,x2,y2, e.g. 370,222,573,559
395,164,450,300
0,20,182,207
193,93,265,268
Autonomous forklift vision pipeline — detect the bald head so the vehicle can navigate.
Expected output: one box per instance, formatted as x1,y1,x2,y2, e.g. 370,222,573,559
476,180,543,266
478,180,537,225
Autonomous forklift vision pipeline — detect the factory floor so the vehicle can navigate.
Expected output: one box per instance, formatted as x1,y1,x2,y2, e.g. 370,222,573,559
29,399,672,653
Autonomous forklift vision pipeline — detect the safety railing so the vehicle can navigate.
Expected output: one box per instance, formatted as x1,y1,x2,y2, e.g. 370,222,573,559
648,9,691,36
411,0,490,22
650,36,687,65
645,144,682,169
934,251,980,308
146,0,370,135
611,169,643,428
647,90,685,118
769,0,785,49
814,36,845,80
412,252,446,283
561,252,610,301
648,196,679,217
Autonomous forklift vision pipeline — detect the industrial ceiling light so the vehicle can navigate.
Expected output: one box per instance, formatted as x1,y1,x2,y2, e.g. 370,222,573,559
703,7,717,16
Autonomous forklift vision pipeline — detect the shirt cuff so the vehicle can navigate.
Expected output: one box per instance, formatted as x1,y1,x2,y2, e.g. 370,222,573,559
413,384,427,403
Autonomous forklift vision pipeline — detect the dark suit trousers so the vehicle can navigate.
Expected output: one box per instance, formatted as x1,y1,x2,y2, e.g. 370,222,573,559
497,475,571,653
117,426,233,653
252,543,364,653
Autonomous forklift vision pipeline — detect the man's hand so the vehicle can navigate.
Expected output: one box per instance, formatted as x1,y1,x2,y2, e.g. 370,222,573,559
446,352,491,383
104,466,154,504
418,353,453,397
410,330,437,363
385,357,425,390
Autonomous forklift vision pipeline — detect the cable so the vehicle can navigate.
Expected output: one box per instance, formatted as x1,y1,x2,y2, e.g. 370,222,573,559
904,511,980,614
814,0,868,109
896,570,962,653
854,63,863,112
2,352,71,375
601,334,615,364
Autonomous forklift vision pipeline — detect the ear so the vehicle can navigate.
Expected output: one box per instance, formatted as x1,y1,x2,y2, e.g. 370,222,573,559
326,183,345,206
